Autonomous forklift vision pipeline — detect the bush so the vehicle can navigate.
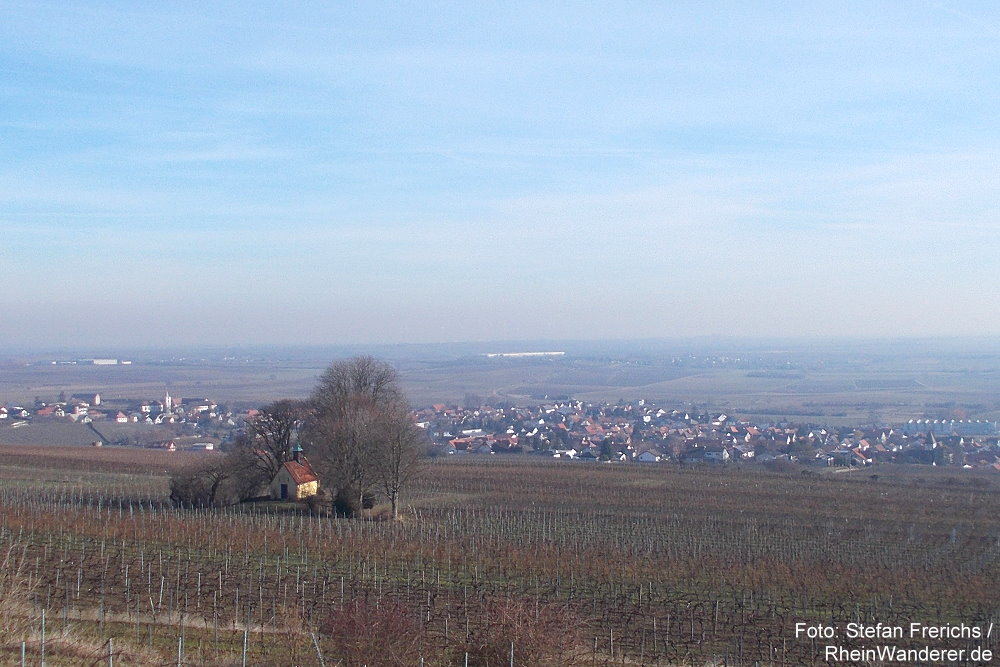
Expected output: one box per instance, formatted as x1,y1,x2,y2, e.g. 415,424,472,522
168,460,239,508
320,597,423,666
304,489,331,516
331,488,377,518
462,597,584,666
168,448,272,509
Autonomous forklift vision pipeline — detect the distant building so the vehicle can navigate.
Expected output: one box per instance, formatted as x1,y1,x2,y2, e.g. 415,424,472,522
71,393,101,406
636,450,663,463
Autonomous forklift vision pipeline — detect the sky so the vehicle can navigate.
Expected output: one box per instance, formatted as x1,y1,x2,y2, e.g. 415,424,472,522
2,1,999,348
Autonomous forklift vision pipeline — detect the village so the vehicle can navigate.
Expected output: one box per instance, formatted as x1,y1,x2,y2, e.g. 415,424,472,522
0,390,225,426
0,391,234,450
416,401,1000,469
3,390,1000,470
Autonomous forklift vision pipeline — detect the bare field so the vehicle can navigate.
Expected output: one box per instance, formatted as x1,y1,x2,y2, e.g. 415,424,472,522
0,444,209,475
4,339,1000,423
0,361,323,406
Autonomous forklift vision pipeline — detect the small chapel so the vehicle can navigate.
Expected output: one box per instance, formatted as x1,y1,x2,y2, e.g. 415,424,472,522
269,444,319,500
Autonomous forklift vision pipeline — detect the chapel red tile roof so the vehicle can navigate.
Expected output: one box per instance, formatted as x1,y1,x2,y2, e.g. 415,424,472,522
283,459,318,485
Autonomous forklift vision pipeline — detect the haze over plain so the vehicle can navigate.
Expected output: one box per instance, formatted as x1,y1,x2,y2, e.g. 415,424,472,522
3,2,998,347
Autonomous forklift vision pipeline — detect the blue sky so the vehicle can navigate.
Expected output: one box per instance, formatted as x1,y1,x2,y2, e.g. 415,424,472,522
2,1,998,347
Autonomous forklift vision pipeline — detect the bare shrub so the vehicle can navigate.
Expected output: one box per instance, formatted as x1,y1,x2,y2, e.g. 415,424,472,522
168,452,267,508
304,489,332,516
463,597,584,666
331,488,376,517
168,459,237,508
320,597,423,666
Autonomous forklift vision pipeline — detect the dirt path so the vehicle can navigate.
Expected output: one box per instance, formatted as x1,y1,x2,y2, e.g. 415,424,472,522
33,605,308,636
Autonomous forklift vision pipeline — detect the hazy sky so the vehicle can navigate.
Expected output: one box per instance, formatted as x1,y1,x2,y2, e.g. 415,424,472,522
3,1,998,347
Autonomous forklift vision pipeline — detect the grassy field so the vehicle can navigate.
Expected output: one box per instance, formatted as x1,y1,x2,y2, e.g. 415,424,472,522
2,445,999,665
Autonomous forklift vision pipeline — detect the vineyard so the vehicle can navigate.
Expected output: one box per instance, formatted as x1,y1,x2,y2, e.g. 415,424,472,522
2,446,1000,665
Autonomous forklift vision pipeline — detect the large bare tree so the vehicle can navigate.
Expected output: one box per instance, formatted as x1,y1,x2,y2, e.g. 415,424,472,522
308,396,381,512
312,355,403,418
304,356,422,517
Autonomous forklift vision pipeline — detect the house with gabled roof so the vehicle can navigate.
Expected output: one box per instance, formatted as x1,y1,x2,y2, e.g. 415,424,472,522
636,449,664,463
703,446,731,463
269,445,319,500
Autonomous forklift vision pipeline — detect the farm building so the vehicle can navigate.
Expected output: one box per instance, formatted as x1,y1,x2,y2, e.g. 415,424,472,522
269,447,319,500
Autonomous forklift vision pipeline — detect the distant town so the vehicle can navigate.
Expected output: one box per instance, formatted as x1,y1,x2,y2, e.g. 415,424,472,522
2,389,999,471
416,401,999,468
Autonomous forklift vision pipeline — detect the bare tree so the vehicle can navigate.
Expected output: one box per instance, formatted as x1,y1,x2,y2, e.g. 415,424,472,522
312,355,403,418
304,356,422,518
168,458,235,508
238,399,309,482
307,396,382,513
373,404,426,519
